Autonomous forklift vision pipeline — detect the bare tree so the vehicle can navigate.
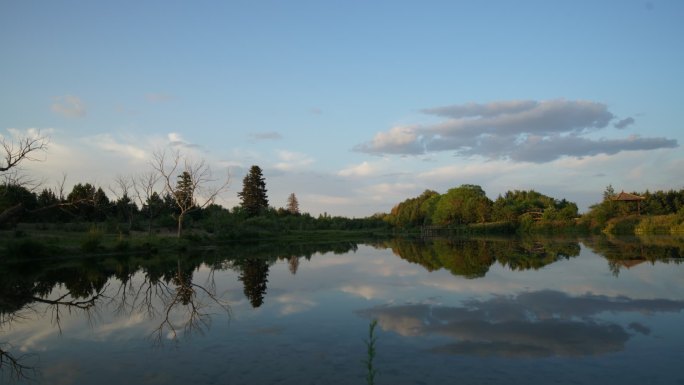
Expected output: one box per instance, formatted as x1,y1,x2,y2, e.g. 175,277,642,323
286,192,300,215
0,131,49,224
133,171,161,236
151,149,230,237
109,175,137,231
0,131,48,173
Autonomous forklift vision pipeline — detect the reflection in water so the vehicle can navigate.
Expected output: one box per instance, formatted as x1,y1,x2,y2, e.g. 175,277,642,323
237,258,270,308
1,236,683,383
582,235,684,276
0,255,229,379
1,264,108,381
358,290,684,357
377,237,580,278
0,345,34,381
0,240,363,380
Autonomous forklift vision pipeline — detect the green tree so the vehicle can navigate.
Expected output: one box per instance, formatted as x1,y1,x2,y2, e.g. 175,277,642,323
141,191,164,234
171,171,196,236
67,183,111,221
238,165,269,217
387,189,440,228
0,183,37,226
603,184,616,201
432,185,492,225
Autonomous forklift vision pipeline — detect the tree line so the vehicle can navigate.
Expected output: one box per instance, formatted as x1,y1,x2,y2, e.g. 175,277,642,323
2,131,682,237
0,154,386,238
380,183,684,234
380,184,579,231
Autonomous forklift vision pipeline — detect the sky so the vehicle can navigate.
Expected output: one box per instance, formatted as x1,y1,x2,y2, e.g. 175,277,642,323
1,0,683,217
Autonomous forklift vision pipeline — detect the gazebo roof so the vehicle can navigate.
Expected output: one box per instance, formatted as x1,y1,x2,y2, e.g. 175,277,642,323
612,191,645,201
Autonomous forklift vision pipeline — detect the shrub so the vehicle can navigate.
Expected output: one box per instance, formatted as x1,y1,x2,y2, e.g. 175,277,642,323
82,226,104,252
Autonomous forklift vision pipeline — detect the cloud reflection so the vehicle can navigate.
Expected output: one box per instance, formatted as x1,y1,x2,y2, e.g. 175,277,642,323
357,290,684,357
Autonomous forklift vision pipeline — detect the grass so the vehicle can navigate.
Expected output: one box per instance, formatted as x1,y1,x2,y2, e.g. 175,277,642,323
363,319,379,385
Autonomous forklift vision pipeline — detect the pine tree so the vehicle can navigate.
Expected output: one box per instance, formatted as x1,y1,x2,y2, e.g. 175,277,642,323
286,192,300,215
172,171,196,237
175,171,195,209
238,165,269,216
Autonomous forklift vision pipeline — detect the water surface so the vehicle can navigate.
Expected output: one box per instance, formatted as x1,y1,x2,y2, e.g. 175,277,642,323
1,236,683,384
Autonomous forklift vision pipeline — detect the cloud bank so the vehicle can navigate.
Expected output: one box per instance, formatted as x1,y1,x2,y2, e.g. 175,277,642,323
355,99,678,162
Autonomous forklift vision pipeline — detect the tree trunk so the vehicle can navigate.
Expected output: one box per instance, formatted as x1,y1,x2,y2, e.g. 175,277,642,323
177,213,184,238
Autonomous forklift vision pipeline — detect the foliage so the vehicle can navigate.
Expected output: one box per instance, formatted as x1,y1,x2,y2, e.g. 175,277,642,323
81,226,104,252
238,165,269,217
492,189,578,223
0,184,37,212
384,186,578,233
582,188,684,234
432,184,492,225
386,189,439,228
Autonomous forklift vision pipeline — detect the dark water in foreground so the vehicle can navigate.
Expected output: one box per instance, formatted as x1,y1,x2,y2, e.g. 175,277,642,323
1,236,684,384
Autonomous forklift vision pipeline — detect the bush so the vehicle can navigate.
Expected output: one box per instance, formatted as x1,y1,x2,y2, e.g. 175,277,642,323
82,226,104,252
604,216,640,235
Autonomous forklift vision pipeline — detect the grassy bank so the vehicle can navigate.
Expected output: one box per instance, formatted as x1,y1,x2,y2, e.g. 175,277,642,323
0,223,392,261
602,214,684,235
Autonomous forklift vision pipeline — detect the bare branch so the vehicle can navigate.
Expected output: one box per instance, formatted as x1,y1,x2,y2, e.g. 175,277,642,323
150,148,230,237
0,345,36,381
1,132,49,173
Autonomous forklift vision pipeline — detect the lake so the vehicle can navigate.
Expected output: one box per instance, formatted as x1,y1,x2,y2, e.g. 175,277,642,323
1,236,683,384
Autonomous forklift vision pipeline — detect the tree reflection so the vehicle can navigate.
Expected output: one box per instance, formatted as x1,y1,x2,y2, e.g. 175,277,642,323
0,239,362,378
0,266,107,381
582,235,684,276
0,344,34,381
288,255,300,275
237,258,270,308
378,237,580,278
147,259,230,344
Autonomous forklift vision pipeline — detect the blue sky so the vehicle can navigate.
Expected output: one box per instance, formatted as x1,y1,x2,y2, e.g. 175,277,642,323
1,1,682,216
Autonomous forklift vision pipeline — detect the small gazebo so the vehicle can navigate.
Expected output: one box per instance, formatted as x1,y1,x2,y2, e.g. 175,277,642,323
611,191,646,215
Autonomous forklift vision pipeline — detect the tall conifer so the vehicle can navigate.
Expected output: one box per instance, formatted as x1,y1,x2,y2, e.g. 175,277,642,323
238,165,269,216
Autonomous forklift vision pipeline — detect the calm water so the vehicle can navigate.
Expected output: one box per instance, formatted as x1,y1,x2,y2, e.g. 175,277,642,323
1,236,683,384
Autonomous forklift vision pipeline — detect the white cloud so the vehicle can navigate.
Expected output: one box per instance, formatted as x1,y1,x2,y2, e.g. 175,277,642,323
82,133,148,161
340,285,384,300
273,150,314,171
357,125,423,155
51,95,86,118
338,161,379,177
356,99,678,163
167,132,201,150
274,294,316,316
